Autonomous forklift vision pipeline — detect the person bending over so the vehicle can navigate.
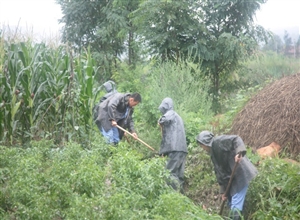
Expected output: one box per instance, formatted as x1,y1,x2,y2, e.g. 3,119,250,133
96,92,141,144
196,131,258,220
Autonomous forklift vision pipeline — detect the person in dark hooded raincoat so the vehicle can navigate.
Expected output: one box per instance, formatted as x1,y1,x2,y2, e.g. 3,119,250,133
95,92,141,144
196,131,258,220
158,97,188,192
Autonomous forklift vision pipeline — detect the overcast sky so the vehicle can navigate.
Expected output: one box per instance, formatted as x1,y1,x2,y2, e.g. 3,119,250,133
255,0,300,29
0,0,63,39
0,0,299,39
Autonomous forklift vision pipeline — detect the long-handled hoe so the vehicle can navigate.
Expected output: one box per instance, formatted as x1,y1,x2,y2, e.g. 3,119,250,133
116,124,156,152
219,152,242,216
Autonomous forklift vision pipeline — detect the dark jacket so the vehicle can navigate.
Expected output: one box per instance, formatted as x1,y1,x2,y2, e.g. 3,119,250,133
158,98,188,155
99,90,117,103
96,93,135,133
197,132,258,196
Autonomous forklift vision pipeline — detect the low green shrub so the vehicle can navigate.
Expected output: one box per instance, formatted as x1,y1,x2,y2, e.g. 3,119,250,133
151,193,222,220
184,146,221,215
0,139,221,220
246,158,300,220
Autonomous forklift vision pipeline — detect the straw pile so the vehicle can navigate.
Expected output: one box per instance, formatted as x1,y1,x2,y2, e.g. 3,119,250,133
231,73,300,154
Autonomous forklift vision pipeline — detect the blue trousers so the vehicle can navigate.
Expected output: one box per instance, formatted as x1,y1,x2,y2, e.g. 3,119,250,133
229,185,248,211
101,127,120,144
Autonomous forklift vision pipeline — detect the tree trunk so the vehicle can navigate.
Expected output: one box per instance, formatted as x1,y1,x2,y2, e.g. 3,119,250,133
212,65,221,114
128,30,133,66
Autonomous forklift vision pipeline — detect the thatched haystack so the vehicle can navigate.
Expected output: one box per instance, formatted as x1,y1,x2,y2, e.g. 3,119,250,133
231,73,300,154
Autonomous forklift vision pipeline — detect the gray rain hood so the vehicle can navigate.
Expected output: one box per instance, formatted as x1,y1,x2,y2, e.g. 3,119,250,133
196,131,214,147
158,97,173,114
103,80,116,93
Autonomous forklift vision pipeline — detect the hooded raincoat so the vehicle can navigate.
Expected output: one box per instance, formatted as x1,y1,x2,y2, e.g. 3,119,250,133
158,98,188,192
158,98,188,155
196,131,258,196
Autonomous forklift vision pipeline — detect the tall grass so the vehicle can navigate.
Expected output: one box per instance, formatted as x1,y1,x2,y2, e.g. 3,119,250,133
239,51,300,86
112,60,213,148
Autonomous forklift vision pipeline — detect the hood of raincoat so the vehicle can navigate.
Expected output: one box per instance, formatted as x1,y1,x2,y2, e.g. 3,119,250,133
103,80,116,93
158,97,173,114
196,131,214,147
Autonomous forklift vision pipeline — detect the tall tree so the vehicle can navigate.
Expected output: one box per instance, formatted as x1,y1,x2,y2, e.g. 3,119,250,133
57,0,268,113
132,0,206,63
56,0,141,77
109,0,142,66
134,0,268,112
196,0,268,112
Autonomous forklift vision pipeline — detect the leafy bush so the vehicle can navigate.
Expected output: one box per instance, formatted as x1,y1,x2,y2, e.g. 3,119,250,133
245,158,300,220
151,193,222,220
0,139,220,219
144,60,212,115
184,146,221,215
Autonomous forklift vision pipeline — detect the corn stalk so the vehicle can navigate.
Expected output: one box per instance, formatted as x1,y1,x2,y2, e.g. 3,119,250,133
1,38,102,146
72,46,99,147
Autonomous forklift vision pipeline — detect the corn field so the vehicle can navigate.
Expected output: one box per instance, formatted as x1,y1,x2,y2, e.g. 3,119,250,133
0,38,102,146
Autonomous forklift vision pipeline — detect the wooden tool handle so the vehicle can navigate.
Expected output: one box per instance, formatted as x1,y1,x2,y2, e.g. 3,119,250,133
116,125,156,152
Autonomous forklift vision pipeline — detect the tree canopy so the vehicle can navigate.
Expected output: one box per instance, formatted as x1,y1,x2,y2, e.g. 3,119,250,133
56,0,268,112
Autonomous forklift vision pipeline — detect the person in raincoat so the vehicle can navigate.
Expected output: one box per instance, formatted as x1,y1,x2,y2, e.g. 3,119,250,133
158,97,188,192
99,80,117,103
95,92,141,144
196,131,258,220
93,80,118,122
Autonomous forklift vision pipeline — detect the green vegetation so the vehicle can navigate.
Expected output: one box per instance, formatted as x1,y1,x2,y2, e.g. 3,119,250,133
1,37,299,218
1,0,300,218
0,40,101,147
246,157,300,219
57,0,269,113
0,140,222,220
